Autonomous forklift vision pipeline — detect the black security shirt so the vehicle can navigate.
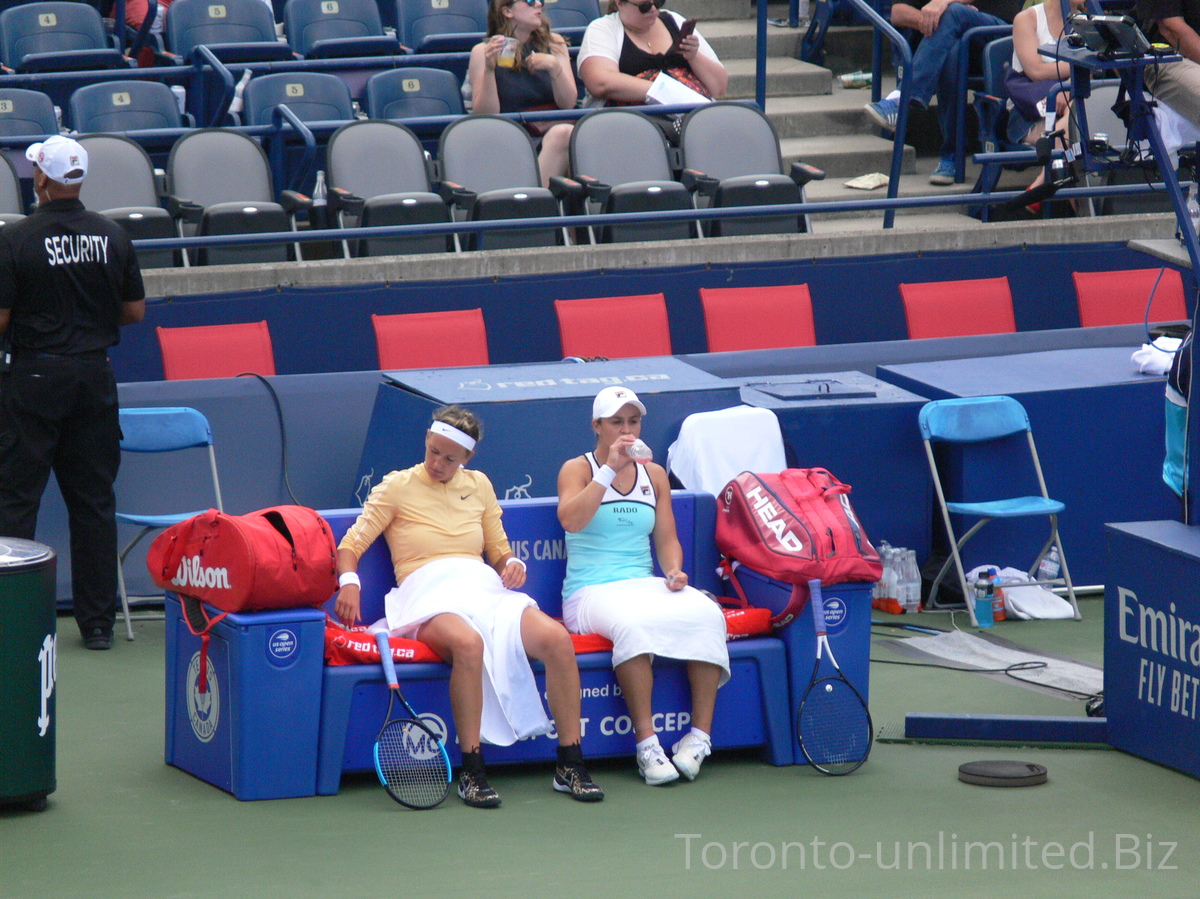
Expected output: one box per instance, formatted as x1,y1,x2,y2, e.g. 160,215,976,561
1138,0,1200,42
0,197,144,354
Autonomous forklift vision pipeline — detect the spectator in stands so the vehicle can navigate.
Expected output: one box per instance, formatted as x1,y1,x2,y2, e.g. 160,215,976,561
577,0,728,112
1138,0,1200,122
334,405,604,808
865,0,1023,184
557,387,729,786
469,0,579,187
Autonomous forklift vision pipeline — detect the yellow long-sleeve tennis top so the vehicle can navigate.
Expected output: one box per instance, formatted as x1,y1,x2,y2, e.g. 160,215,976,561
337,463,513,585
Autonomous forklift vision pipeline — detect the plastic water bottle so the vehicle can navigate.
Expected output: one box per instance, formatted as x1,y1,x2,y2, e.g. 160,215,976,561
973,576,994,627
627,438,652,462
311,169,327,229
902,549,921,613
1037,546,1061,582
228,69,252,115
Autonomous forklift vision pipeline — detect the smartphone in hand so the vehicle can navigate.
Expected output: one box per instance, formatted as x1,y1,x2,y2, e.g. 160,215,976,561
668,18,696,54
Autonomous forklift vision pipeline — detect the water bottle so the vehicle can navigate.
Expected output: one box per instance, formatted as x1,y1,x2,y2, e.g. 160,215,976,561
873,541,891,600
311,169,327,230
973,576,994,627
1037,546,1061,582
1191,188,1200,240
627,438,652,462
902,549,921,613
228,69,252,116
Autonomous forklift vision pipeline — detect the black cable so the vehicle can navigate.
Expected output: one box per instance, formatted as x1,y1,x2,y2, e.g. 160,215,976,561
236,371,302,505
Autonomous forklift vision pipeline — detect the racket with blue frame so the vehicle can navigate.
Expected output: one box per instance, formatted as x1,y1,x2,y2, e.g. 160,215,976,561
796,579,874,775
373,631,452,809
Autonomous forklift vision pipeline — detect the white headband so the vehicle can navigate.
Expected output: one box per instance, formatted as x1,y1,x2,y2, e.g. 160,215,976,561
430,420,476,452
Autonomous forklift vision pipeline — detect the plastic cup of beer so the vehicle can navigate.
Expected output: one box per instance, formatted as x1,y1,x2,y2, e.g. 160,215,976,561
498,37,518,68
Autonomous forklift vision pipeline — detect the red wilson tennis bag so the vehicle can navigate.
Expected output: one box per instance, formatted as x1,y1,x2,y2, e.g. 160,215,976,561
147,505,338,613
716,469,882,630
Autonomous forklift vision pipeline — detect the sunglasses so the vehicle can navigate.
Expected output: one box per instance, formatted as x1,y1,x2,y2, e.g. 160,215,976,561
508,0,543,6
620,0,665,13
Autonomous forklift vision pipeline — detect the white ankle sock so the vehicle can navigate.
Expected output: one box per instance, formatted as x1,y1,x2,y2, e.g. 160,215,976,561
688,727,711,744
636,735,660,753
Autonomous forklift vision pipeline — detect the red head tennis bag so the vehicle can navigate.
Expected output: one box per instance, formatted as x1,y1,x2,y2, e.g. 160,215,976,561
716,469,882,629
146,505,338,613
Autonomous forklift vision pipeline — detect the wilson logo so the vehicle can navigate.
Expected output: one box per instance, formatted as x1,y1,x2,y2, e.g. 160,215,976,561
172,556,231,590
744,485,804,552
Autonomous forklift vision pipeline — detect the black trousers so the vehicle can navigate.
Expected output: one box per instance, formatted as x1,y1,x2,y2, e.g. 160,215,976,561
0,351,121,635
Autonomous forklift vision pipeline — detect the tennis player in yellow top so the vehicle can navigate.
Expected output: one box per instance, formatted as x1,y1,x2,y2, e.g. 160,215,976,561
334,405,603,808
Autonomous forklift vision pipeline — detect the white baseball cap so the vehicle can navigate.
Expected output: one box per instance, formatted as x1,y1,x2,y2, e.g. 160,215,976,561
593,385,646,420
26,135,88,185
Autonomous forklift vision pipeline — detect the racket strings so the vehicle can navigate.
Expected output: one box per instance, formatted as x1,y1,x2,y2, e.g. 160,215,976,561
376,720,451,808
798,679,873,775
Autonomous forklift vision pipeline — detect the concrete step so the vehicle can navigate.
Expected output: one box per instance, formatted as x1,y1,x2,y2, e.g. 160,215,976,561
765,90,882,139
803,163,1032,220
673,0,791,22
725,56,831,98
781,133,915,178
700,17,804,59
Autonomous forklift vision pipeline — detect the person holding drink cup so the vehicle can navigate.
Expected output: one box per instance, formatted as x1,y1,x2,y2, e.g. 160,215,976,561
556,386,729,786
468,0,579,187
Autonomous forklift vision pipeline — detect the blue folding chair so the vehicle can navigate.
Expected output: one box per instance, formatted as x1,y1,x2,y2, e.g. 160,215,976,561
394,0,486,53
541,0,599,43
165,0,296,63
239,71,354,125
69,80,192,132
919,395,1080,624
0,1,130,72
115,407,224,641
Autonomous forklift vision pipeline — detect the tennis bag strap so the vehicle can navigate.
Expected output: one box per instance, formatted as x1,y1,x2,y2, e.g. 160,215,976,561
716,469,882,629
147,505,338,613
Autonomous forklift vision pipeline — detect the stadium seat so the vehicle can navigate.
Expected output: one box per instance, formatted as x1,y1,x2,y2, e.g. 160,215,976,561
165,0,296,63
555,293,672,359
69,80,191,133
395,0,487,52
284,0,401,58
569,108,696,244
77,134,178,269
156,321,277,379
0,87,57,138
166,128,298,265
363,67,464,119
699,284,817,352
900,276,1016,339
325,119,452,256
680,103,824,236
1072,268,1190,327
540,0,600,43
239,71,354,125
371,309,489,369
0,153,25,225
438,114,564,250
0,1,130,72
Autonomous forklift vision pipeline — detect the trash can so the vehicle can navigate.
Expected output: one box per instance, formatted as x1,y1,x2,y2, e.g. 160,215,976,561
0,538,57,812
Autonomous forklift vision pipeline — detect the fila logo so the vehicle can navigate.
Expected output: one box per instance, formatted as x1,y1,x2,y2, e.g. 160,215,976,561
172,555,231,590
744,485,804,552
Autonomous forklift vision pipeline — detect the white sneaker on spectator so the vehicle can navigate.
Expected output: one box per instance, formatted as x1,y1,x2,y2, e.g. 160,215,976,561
671,732,712,780
636,741,680,785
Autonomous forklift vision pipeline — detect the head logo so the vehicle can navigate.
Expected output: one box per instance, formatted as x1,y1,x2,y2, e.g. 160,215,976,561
186,651,220,743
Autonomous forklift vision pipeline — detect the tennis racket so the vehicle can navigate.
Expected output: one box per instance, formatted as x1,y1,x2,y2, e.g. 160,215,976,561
796,579,874,775
373,631,452,809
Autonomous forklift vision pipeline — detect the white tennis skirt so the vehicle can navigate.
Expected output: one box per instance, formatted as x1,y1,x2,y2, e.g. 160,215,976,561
564,576,730,685
384,557,552,746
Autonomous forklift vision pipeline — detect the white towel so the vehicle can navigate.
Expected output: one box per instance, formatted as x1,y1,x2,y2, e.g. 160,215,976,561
384,557,553,746
667,405,787,496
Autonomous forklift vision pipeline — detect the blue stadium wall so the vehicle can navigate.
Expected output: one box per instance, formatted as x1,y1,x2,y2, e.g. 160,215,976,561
112,241,1183,381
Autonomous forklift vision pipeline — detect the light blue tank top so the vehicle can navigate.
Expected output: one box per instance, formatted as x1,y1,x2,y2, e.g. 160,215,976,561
562,453,657,600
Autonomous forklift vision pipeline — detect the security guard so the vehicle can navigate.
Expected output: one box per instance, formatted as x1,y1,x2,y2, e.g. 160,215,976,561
0,136,146,651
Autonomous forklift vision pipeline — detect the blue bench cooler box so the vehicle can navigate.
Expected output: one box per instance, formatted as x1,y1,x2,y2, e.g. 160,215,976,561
730,567,873,765
164,595,327,800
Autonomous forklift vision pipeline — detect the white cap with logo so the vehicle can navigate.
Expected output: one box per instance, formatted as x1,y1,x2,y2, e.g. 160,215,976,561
26,135,88,185
593,385,647,420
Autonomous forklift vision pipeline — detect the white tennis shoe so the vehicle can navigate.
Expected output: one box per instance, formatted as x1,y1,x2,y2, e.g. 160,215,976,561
671,732,712,780
636,741,680,785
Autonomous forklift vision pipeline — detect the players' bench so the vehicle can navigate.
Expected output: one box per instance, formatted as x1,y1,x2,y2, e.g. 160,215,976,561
313,491,797,795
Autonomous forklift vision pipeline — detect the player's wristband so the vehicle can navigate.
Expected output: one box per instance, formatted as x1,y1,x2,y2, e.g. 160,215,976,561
594,465,617,488
506,557,526,571
338,571,361,589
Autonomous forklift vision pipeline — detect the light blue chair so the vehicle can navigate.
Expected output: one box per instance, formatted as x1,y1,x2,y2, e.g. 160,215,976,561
115,407,224,641
918,395,1080,625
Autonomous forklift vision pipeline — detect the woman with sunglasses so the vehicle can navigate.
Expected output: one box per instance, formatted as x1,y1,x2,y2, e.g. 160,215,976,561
577,0,727,110
469,0,579,187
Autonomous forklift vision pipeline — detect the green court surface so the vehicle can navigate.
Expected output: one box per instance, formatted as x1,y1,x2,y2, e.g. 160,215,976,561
3,595,1198,899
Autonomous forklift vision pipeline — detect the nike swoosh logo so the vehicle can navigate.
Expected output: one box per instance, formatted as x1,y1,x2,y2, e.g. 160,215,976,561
461,494,471,500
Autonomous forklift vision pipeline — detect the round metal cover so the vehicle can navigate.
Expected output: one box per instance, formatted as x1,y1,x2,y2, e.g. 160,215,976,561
0,538,55,569
958,760,1048,787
